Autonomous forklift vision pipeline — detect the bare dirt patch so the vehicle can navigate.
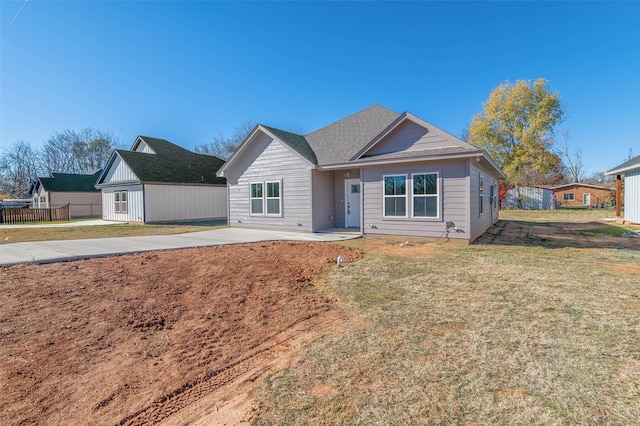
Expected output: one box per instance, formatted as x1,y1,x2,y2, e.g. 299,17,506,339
475,219,640,250
0,241,361,425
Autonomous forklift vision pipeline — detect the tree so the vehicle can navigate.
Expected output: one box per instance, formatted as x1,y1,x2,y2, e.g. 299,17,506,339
40,128,119,174
195,121,256,160
0,141,42,198
468,78,565,186
558,129,585,183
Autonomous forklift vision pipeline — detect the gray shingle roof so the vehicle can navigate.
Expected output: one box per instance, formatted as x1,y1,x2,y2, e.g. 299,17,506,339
606,154,640,175
262,126,317,164
304,105,400,165
349,146,482,163
115,136,226,185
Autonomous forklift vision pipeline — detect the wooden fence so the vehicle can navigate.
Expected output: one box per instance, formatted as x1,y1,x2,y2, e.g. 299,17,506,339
0,204,70,224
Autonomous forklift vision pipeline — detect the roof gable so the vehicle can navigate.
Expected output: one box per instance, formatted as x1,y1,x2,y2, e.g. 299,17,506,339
99,136,226,186
353,113,478,161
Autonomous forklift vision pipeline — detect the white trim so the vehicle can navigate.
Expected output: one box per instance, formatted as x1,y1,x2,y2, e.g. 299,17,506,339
265,180,282,216
249,182,264,215
382,174,408,218
411,172,440,219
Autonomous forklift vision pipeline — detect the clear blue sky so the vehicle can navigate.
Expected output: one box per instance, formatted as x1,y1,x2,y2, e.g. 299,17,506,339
2,1,638,175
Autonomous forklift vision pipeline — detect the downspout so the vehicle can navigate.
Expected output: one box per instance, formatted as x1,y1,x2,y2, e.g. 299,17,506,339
359,167,364,235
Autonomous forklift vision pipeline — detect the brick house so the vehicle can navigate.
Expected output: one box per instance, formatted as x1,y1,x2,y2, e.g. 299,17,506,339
550,183,615,208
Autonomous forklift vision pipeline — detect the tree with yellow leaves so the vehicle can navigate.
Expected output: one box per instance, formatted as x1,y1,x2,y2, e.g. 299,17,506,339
468,78,565,187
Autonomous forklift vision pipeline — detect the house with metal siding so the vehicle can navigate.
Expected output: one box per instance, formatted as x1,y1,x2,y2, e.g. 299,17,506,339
30,170,103,217
606,155,640,224
96,136,227,223
217,105,505,243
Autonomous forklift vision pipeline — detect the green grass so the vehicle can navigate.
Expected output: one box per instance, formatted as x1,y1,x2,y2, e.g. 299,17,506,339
254,241,640,425
582,225,639,237
0,221,226,244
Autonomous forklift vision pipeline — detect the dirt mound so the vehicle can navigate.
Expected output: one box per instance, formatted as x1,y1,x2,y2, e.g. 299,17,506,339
0,241,361,425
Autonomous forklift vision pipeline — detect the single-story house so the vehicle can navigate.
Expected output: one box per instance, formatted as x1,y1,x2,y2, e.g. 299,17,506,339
550,183,615,208
29,170,103,217
606,155,640,224
96,136,227,223
216,105,505,243
502,186,554,210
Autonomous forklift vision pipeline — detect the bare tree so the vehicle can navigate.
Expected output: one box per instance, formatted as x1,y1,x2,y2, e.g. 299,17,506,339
0,141,42,198
558,129,584,183
40,128,119,174
195,121,256,160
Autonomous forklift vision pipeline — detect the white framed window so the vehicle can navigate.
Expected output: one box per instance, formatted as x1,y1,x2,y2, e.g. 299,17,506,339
583,193,591,205
114,190,127,213
412,172,439,218
249,181,281,216
266,181,281,215
564,193,575,201
383,174,407,217
250,182,263,215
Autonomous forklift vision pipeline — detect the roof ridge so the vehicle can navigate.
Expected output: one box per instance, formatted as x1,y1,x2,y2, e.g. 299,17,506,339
305,104,397,137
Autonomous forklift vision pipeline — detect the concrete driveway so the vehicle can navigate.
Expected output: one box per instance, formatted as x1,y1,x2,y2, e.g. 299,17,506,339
0,228,360,266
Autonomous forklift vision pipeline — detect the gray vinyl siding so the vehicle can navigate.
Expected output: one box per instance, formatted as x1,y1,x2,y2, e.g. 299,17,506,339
469,163,500,241
624,169,640,224
101,185,144,222
50,192,102,217
361,159,468,239
311,170,335,231
226,132,313,231
144,184,226,222
364,121,460,157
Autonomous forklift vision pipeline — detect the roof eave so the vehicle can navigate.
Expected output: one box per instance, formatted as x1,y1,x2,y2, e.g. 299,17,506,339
605,164,640,175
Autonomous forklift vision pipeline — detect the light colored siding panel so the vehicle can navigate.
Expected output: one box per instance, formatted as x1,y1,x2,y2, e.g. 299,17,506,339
365,121,459,157
362,159,469,240
144,184,227,222
134,141,155,154
625,169,640,223
101,185,144,222
312,170,335,230
103,156,139,183
469,164,500,241
226,132,313,231
50,192,102,217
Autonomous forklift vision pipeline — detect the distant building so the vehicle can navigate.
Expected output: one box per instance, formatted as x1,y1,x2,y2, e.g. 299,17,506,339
606,155,640,224
550,183,615,208
29,170,102,218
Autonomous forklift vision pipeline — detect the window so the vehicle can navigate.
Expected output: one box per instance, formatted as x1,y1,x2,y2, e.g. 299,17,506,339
479,175,484,215
114,190,127,213
250,183,263,214
412,173,438,217
266,181,281,215
249,181,281,215
564,193,575,201
383,175,407,217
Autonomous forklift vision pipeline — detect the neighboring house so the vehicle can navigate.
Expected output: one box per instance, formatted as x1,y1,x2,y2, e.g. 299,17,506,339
606,155,640,224
96,136,227,223
502,186,554,210
216,105,505,243
550,183,615,208
29,170,103,218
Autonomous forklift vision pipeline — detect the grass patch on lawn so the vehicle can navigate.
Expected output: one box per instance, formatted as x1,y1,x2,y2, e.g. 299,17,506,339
0,222,225,244
255,240,640,425
500,207,618,223
582,226,639,238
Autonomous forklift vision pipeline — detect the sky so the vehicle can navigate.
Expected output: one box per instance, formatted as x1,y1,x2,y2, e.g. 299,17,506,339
1,1,639,175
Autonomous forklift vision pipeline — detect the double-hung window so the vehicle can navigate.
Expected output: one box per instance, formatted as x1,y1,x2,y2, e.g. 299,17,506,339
250,183,263,214
266,181,281,215
114,190,127,213
412,173,439,218
383,175,407,217
250,181,281,215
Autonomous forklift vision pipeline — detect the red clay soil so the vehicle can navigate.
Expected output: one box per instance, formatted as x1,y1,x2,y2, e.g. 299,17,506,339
0,241,361,425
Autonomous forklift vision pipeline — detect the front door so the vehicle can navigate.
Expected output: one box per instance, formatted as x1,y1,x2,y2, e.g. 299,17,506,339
345,179,361,228
583,193,591,206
